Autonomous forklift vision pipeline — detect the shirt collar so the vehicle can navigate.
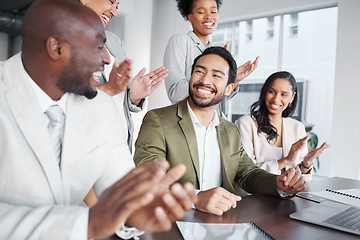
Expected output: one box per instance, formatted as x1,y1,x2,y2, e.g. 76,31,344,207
187,30,211,49
27,74,68,115
187,100,219,129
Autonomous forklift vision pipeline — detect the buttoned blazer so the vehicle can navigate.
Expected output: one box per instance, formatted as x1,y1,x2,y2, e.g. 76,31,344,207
134,99,278,196
0,53,134,239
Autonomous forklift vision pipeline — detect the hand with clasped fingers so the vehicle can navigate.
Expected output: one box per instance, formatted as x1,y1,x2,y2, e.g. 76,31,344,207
277,167,306,195
194,187,241,216
87,161,196,239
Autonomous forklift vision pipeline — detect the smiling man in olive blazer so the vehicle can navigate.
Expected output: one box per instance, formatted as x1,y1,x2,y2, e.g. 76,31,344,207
134,47,306,216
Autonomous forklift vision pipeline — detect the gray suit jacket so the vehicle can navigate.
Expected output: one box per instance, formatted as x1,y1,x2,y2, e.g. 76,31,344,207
104,30,145,152
134,99,279,195
0,53,134,239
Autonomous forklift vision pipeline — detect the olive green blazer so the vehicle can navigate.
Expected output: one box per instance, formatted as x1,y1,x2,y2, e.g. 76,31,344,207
134,99,279,196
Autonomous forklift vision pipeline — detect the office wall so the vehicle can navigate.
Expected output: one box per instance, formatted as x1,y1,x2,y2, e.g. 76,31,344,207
147,0,360,179
219,0,337,21
120,0,155,142
330,0,360,179
148,0,189,110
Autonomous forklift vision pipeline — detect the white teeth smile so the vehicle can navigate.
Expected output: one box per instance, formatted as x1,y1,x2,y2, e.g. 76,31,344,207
203,22,213,26
93,71,102,77
92,71,102,84
198,88,212,95
271,104,280,108
102,15,110,24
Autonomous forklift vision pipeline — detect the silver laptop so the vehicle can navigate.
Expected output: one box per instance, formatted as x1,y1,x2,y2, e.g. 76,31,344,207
290,200,360,235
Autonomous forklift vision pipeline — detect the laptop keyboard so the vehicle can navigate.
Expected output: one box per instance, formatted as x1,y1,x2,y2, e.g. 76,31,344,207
323,207,360,231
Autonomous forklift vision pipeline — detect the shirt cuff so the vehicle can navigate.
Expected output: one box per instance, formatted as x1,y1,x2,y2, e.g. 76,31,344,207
192,189,201,209
71,206,89,240
115,225,145,239
277,188,294,198
127,89,145,112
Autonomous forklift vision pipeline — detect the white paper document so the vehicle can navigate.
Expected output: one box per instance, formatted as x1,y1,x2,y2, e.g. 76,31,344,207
176,221,273,240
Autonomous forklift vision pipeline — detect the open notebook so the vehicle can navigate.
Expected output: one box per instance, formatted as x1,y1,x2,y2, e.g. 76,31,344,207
176,221,274,240
296,188,360,207
290,188,360,235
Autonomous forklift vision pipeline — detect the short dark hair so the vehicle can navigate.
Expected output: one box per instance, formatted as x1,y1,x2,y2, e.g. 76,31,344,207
191,46,237,85
176,0,223,20
250,71,298,141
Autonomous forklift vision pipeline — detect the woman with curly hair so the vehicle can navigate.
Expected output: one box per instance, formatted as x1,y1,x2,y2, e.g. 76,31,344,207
164,0,259,112
235,71,329,178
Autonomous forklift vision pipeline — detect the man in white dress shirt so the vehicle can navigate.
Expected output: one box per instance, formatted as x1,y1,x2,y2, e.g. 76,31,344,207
0,0,196,239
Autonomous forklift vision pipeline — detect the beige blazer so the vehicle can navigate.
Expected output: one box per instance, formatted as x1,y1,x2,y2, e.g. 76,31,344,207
0,53,134,239
236,115,308,175
134,99,279,196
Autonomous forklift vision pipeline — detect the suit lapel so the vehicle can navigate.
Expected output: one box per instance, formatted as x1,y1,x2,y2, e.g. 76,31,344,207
177,100,201,184
3,54,65,204
188,31,207,53
60,94,88,204
282,118,290,158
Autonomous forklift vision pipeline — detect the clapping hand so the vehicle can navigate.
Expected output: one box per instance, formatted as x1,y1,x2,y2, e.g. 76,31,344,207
233,56,259,90
129,66,168,106
98,58,133,96
87,161,196,239
127,168,195,232
278,136,309,170
303,142,330,167
223,41,259,91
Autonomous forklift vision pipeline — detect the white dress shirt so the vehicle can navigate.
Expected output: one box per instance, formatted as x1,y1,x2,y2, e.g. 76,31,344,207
28,77,68,124
187,101,222,193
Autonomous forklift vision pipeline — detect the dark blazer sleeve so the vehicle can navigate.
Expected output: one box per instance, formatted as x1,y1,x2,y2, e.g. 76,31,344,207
227,123,280,197
235,145,279,197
